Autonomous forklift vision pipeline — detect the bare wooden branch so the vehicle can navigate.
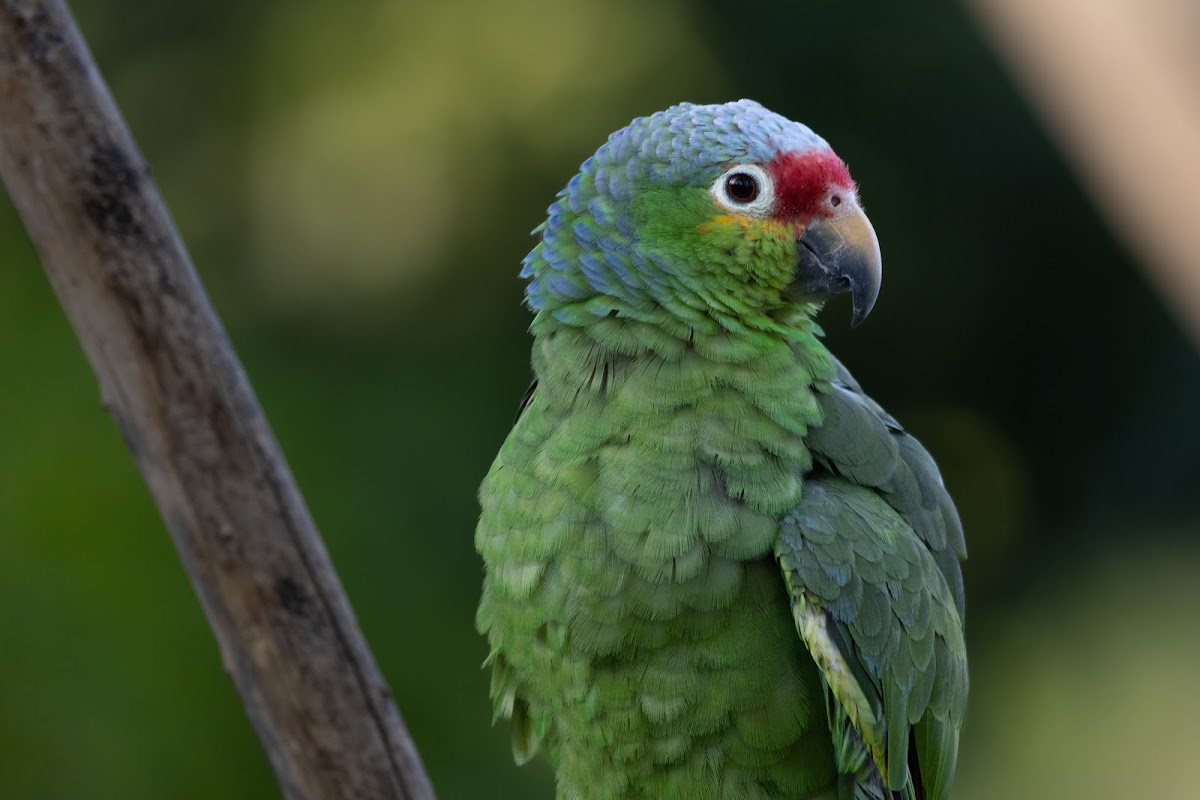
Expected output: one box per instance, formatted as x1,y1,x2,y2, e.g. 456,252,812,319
967,0,1200,348
0,2,436,798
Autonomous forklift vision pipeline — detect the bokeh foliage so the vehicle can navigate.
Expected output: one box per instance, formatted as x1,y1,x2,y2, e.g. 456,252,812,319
1,0,1197,797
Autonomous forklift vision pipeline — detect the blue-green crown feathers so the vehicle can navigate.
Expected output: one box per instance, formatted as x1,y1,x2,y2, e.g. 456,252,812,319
521,100,829,323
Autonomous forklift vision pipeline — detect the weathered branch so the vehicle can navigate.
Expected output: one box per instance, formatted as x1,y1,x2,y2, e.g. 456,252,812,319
0,2,436,798
968,0,1200,348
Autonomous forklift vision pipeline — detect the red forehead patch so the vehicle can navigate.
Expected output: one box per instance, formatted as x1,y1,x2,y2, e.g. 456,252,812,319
766,149,855,222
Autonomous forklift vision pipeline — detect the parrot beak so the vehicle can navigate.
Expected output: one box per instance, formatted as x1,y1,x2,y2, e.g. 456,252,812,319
786,199,882,326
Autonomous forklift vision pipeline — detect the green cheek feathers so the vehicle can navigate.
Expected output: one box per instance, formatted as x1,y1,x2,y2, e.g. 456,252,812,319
630,187,799,319
697,214,797,294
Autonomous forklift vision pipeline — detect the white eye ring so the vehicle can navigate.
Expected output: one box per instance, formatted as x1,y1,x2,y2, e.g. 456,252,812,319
710,164,775,217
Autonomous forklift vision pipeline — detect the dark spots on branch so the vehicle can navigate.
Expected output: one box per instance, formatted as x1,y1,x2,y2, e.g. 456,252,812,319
8,3,91,130
209,399,235,449
276,576,312,618
82,139,149,242
10,4,62,66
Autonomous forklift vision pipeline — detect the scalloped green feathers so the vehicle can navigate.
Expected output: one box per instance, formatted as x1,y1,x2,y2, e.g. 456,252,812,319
476,324,840,799
777,478,967,800
476,101,966,799
780,361,967,800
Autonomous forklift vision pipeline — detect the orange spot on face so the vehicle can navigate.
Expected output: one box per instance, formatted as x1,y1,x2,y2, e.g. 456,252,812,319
700,214,793,235
697,214,751,236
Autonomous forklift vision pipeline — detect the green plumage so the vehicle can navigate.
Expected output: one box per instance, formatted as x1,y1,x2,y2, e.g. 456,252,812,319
476,101,967,799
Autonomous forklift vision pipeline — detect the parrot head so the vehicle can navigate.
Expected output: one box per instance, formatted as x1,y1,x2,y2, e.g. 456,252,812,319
523,100,882,332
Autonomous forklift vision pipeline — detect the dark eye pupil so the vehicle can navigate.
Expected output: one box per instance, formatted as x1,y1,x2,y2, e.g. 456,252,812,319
725,172,759,203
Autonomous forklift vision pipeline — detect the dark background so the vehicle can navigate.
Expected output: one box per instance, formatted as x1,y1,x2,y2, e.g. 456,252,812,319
1,1,1197,797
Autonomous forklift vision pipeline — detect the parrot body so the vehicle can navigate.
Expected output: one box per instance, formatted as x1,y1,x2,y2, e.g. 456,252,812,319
476,101,967,800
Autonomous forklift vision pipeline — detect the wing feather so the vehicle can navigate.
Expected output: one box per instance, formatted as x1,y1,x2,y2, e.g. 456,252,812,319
778,359,968,800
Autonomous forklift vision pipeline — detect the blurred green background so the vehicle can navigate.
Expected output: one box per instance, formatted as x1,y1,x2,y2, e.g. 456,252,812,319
2,1,1198,798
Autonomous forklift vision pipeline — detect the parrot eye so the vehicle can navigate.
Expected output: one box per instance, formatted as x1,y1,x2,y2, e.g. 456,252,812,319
710,164,775,217
725,173,759,202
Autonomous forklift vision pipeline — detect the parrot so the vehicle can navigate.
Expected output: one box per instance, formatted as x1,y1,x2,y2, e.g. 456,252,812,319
475,100,967,800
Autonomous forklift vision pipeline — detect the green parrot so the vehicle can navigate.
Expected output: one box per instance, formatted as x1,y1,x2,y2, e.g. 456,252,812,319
475,100,967,800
